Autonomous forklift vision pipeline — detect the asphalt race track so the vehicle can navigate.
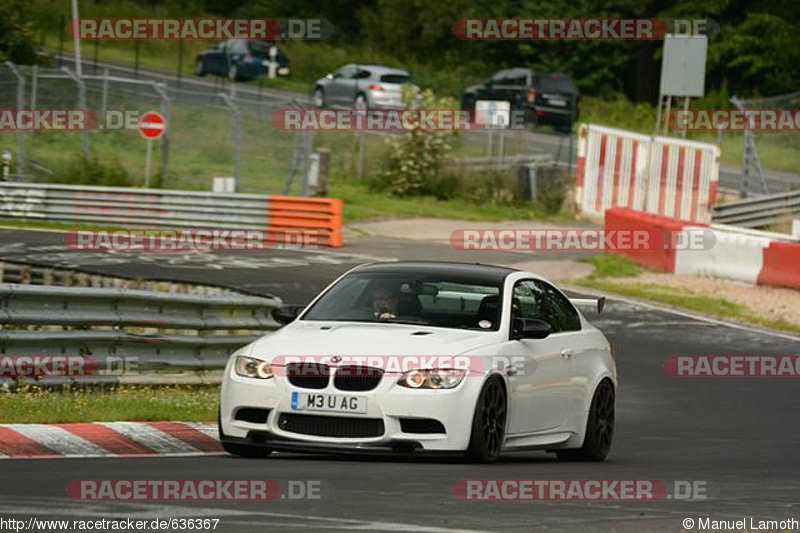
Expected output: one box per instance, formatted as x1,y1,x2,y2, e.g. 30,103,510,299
1,228,799,531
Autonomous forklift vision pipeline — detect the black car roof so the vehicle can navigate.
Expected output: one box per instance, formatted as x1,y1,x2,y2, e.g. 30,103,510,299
353,261,518,283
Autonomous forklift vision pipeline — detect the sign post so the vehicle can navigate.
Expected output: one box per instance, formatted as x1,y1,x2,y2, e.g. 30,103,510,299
139,111,166,187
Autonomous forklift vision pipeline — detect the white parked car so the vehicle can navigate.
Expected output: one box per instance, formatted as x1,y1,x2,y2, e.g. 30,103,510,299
219,262,616,463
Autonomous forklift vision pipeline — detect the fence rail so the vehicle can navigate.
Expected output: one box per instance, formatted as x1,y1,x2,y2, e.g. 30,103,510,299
0,282,283,380
712,190,800,228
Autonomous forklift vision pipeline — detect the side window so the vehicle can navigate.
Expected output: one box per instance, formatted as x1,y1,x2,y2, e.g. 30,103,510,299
353,69,372,80
512,280,581,333
512,281,541,321
336,65,356,79
533,280,581,332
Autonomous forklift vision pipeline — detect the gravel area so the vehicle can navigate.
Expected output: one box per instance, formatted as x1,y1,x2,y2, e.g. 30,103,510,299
604,273,800,325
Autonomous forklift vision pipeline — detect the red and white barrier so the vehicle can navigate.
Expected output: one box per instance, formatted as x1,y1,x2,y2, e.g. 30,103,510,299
606,208,800,290
577,125,720,224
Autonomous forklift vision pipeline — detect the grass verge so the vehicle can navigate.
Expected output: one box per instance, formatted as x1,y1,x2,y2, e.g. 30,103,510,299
0,384,219,423
332,181,566,224
576,254,800,335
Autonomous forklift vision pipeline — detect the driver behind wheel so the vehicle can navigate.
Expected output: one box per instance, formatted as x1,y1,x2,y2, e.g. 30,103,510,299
370,281,401,320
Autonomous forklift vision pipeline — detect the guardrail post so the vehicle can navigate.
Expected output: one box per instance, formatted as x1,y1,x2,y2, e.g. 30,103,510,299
219,93,241,190
30,65,38,111
61,66,90,160
101,67,109,118
4,62,25,177
301,129,313,196
153,81,171,187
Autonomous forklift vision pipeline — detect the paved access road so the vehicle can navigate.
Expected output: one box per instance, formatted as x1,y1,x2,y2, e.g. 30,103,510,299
1,227,799,531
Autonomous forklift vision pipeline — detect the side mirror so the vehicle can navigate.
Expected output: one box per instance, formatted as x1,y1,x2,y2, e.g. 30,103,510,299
274,305,304,325
513,318,552,340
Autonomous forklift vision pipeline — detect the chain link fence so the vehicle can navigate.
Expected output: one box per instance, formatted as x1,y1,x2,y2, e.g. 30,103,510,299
0,61,309,195
731,92,800,198
1,60,574,199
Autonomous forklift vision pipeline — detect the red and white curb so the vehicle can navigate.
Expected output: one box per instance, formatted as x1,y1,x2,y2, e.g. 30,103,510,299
0,422,222,459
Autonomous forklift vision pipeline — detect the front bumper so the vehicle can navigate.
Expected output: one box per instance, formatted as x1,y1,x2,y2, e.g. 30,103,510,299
220,366,482,452
220,432,461,457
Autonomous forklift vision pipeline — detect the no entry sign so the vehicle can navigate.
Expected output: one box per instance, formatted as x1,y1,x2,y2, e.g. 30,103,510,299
139,111,166,140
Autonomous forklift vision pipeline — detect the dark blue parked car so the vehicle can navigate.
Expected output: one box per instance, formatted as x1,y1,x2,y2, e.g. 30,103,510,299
194,40,290,81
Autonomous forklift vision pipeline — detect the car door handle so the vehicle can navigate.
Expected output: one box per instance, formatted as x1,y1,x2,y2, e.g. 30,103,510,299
560,349,572,359
506,366,519,376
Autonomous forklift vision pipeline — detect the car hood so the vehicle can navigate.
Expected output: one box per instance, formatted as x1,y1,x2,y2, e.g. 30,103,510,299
247,321,500,361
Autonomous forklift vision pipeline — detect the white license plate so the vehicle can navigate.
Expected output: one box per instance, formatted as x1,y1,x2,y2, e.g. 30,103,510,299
549,98,567,107
292,391,366,413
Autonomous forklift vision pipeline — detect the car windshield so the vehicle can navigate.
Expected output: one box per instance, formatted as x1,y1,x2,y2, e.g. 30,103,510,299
538,76,577,94
247,41,275,55
302,272,503,331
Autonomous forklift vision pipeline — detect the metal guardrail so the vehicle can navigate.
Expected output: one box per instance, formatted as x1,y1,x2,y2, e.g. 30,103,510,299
712,190,800,229
0,283,283,381
0,182,344,246
0,182,272,229
0,284,281,330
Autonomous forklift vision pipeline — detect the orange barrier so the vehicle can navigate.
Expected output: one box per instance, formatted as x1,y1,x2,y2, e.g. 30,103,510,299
758,242,800,290
267,196,343,247
605,208,695,272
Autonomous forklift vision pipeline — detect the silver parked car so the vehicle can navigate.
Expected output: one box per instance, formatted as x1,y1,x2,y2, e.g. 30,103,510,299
312,64,419,111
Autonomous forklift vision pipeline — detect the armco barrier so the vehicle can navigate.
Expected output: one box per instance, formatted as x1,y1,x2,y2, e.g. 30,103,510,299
605,207,800,290
0,282,283,383
0,183,343,247
577,125,720,224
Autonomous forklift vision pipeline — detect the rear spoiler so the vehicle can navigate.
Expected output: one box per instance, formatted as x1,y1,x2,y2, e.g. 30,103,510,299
570,297,606,314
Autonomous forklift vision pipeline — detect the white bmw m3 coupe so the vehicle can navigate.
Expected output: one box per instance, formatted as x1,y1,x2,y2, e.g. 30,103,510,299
220,261,616,463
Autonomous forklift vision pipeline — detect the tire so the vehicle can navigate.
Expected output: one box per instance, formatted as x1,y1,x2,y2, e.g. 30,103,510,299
557,379,614,462
465,377,506,463
228,64,238,82
354,94,368,113
313,88,326,109
218,409,272,458
194,59,205,77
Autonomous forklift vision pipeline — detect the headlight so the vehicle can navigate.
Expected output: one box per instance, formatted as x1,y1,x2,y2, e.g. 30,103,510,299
398,368,465,389
234,356,273,379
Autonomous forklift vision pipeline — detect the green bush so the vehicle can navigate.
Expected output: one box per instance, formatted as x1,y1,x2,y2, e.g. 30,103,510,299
53,156,135,187
0,0,38,64
378,86,459,196
533,166,571,215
